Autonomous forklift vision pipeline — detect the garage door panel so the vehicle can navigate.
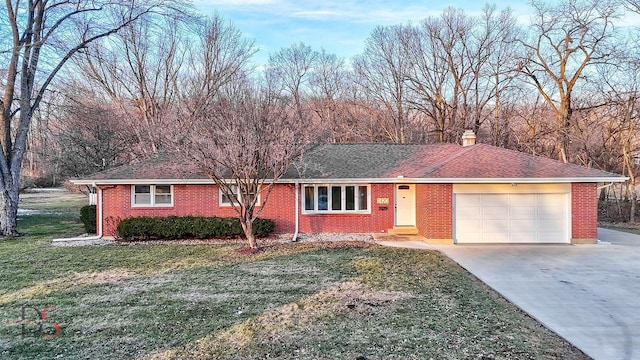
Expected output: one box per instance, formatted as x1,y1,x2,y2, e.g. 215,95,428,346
457,207,482,218
483,219,509,232
458,219,481,229
459,194,483,205
455,191,568,244
510,232,538,243
537,231,565,243
482,194,509,206
539,219,565,229
537,210,562,220
511,219,536,232
483,207,509,219
510,207,536,219
515,194,537,203
537,194,565,206
537,207,565,219
483,232,510,243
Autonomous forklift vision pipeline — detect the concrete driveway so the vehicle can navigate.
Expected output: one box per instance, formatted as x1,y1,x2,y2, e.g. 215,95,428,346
378,228,640,360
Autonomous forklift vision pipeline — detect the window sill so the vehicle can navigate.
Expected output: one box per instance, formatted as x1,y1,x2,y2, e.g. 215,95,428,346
131,205,174,209
219,204,261,207
302,211,371,215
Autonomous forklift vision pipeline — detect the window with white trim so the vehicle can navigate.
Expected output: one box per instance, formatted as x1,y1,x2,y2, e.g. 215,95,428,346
303,184,370,213
219,184,261,206
132,185,173,207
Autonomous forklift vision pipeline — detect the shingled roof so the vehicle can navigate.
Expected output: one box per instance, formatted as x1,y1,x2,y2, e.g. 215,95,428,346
74,143,626,184
282,143,624,181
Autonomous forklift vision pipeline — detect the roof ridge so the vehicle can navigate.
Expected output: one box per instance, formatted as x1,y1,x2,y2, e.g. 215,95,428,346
473,143,617,173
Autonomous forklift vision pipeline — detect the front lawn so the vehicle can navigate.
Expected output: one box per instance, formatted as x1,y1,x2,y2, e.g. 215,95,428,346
0,194,588,359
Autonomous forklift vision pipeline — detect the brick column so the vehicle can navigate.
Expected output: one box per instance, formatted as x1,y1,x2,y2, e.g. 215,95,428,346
416,184,453,244
571,183,598,244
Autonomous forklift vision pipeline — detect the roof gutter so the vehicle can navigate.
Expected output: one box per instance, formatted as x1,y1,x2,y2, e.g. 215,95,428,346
52,185,103,243
71,176,628,186
597,182,616,190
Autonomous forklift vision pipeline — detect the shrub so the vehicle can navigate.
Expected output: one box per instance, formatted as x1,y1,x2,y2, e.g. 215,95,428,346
253,218,275,237
116,215,275,241
80,205,97,234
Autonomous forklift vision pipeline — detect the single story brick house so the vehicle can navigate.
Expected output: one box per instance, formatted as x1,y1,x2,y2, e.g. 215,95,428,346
72,133,626,244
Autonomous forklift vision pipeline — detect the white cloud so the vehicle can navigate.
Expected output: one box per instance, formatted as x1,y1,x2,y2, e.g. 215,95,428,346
292,10,346,19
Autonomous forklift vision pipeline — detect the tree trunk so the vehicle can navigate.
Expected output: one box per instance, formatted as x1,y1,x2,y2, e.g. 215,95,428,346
0,187,19,236
240,217,258,249
631,190,637,224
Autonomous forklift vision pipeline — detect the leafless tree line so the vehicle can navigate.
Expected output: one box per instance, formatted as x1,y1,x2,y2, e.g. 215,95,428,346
19,0,640,218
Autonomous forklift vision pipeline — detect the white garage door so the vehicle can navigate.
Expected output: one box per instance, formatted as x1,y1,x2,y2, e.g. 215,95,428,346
455,190,569,244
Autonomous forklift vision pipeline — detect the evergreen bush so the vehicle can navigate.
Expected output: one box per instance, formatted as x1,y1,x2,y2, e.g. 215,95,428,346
80,205,97,233
116,215,275,241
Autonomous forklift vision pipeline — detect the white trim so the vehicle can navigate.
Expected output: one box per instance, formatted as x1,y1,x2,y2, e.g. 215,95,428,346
218,184,261,207
453,183,571,194
302,184,371,214
72,176,628,186
131,184,174,207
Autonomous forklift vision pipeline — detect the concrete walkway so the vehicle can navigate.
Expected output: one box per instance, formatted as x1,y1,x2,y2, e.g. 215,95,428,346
376,228,640,360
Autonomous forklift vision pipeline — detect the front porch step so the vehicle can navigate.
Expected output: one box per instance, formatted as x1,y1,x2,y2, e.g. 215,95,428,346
388,226,419,235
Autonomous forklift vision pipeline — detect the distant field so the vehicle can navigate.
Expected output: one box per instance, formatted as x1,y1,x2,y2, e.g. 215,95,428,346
19,188,88,213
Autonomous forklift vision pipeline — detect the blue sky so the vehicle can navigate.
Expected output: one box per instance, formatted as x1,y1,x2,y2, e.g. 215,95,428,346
193,0,532,65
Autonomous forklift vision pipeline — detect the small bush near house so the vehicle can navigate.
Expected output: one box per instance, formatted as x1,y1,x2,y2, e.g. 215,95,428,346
79,205,97,233
116,215,274,241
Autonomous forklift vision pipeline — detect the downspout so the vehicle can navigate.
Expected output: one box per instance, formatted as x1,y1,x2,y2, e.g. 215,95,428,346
52,184,104,242
291,181,299,242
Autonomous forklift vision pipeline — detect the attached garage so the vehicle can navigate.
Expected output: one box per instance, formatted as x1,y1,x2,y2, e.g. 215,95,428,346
454,184,570,244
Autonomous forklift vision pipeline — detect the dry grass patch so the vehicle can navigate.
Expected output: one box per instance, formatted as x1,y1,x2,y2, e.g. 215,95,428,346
0,269,136,305
145,281,411,360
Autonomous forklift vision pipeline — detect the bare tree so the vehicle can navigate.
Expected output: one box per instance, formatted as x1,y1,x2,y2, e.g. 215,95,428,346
0,0,189,236
167,83,310,249
73,8,196,157
583,31,640,221
353,25,412,143
517,0,620,163
307,50,357,142
402,6,520,143
266,43,319,123
625,0,640,13
186,14,257,102
50,89,132,179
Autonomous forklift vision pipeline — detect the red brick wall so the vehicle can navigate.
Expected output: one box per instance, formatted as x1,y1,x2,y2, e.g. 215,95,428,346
98,183,396,236
571,182,598,240
298,184,394,233
416,184,452,239
99,184,296,236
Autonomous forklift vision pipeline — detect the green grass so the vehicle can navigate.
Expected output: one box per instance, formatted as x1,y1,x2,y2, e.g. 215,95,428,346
18,190,87,213
0,191,589,359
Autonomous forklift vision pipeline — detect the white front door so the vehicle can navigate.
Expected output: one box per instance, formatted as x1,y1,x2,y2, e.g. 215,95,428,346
395,184,416,226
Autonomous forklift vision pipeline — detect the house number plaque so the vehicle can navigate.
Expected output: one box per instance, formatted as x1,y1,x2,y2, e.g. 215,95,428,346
377,198,389,204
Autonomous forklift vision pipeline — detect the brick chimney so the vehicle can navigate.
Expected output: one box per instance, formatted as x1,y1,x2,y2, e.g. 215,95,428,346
462,130,476,147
